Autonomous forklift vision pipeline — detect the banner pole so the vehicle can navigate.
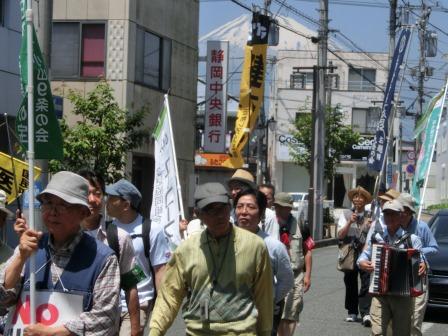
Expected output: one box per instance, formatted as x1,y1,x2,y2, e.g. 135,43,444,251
164,94,185,220
417,80,448,221
373,27,414,199
3,114,22,213
26,0,36,324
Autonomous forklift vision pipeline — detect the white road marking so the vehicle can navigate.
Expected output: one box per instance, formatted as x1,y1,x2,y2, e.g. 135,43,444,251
422,322,434,334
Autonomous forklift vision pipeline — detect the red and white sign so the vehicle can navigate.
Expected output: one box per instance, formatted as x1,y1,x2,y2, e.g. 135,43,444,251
5,291,83,334
203,40,229,153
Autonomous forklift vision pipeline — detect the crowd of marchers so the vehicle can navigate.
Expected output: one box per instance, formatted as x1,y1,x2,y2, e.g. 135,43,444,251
0,168,312,336
0,168,435,336
338,185,438,336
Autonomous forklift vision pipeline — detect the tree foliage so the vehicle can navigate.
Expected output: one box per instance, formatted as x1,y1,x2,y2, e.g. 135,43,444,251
49,81,149,183
290,106,360,180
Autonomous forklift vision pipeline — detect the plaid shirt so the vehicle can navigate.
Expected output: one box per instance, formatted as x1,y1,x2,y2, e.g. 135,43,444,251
0,230,120,335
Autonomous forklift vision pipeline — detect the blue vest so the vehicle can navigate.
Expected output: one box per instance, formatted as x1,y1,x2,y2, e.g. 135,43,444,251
23,232,114,311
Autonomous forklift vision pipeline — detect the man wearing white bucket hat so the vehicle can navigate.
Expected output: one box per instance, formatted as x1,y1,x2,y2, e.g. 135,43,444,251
0,171,120,336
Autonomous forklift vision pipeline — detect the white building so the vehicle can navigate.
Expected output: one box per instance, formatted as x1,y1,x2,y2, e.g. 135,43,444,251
269,49,389,207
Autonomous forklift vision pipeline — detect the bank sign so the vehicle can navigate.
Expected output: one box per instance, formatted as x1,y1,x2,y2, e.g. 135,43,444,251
340,137,374,161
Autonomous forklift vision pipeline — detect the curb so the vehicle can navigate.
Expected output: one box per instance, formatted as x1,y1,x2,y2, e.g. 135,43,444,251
315,238,338,249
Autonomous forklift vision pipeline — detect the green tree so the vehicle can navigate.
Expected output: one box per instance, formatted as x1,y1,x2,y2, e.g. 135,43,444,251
49,81,149,183
290,105,360,180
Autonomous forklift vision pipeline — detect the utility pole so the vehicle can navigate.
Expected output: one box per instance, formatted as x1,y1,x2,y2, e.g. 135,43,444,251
255,0,272,184
311,0,328,240
418,2,431,116
385,0,397,189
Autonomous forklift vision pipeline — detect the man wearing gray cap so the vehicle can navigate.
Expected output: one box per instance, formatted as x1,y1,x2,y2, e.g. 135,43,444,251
0,171,120,335
398,193,438,336
149,182,273,336
106,179,171,334
358,199,423,336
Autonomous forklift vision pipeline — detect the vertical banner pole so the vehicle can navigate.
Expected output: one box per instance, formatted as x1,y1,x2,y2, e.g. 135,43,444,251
417,80,448,221
26,0,36,324
164,94,185,220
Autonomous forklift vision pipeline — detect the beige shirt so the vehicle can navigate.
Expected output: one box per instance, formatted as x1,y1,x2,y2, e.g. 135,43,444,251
86,220,136,276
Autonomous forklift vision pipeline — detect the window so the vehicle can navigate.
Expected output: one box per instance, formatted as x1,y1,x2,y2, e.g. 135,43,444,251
290,72,313,89
352,107,380,134
52,22,106,78
135,27,171,90
0,0,4,26
348,68,376,91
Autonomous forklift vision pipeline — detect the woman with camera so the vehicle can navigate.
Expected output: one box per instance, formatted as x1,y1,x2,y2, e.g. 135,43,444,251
337,186,373,327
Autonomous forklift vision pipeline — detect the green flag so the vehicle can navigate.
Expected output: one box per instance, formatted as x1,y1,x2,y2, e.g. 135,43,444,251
411,82,448,205
15,0,63,159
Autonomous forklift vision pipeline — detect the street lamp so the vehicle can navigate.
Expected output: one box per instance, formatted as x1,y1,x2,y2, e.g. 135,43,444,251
265,117,277,183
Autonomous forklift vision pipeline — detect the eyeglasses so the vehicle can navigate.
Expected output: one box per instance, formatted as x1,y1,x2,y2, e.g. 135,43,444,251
40,201,75,215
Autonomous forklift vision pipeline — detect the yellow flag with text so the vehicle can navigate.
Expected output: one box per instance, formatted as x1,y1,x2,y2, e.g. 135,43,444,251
222,13,269,168
0,152,41,204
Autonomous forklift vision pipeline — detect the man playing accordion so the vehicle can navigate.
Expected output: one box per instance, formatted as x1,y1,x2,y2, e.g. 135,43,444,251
358,199,426,336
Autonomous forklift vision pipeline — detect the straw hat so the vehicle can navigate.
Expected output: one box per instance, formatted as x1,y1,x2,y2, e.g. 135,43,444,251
228,169,256,189
378,189,400,202
347,186,372,203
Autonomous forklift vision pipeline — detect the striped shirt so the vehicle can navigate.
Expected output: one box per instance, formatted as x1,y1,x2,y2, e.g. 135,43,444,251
149,225,273,336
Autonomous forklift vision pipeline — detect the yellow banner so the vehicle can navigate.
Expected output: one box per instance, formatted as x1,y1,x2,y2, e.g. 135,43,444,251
222,43,268,168
0,152,41,204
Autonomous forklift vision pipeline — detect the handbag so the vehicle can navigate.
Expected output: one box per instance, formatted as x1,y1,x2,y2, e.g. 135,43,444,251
337,241,357,272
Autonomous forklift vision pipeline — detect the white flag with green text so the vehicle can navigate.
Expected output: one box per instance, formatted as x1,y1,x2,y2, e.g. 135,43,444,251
150,97,181,248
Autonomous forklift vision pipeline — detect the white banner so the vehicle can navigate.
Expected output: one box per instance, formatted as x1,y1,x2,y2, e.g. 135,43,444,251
150,97,182,248
5,291,83,335
203,40,229,153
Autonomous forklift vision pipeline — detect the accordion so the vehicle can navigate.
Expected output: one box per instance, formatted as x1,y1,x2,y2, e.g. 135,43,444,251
368,244,425,297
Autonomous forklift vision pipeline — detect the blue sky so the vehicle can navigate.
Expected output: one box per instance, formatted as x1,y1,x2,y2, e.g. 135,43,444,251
199,0,448,105
200,0,391,52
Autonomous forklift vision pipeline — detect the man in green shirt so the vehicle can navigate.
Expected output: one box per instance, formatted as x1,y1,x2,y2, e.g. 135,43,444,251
149,182,273,336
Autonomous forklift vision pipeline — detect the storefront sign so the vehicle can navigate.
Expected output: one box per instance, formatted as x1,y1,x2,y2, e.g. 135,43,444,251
340,137,374,161
203,40,229,153
195,152,230,168
276,133,303,162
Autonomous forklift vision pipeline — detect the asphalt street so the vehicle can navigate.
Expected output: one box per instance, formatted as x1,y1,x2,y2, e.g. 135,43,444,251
164,245,448,335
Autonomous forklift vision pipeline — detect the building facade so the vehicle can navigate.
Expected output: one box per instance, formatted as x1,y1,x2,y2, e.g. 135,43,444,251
0,0,21,153
51,0,199,216
269,49,389,207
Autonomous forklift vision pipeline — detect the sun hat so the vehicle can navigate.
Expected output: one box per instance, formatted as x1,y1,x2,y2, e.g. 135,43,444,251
0,190,13,218
273,192,293,208
37,171,89,209
382,199,404,213
194,182,230,210
106,179,142,209
397,193,416,213
347,186,373,203
228,169,257,189
378,188,400,201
